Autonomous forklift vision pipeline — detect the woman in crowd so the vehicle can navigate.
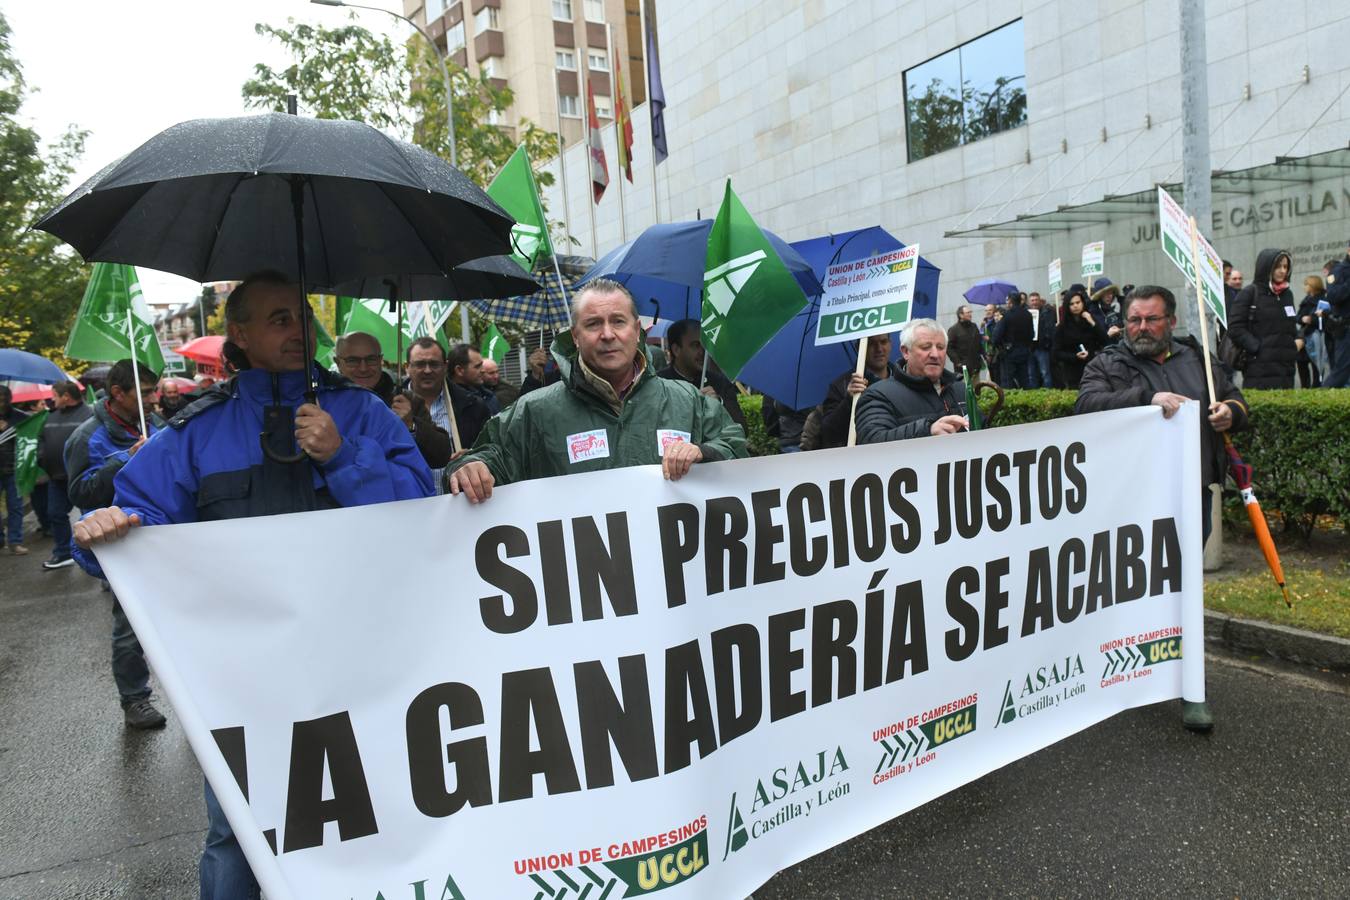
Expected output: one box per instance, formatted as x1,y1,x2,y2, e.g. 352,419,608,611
1227,249,1299,389
1053,290,1108,389
1297,274,1328,386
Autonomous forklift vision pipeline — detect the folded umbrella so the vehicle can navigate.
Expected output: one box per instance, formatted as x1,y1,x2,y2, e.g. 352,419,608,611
1223,435,1292,608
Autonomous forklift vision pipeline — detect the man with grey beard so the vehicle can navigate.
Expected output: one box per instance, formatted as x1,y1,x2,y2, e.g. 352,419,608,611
1074,285,1249,733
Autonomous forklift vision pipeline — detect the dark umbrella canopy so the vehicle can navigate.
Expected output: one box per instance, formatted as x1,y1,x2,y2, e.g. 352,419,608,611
327,256,540,303
34,113,515,286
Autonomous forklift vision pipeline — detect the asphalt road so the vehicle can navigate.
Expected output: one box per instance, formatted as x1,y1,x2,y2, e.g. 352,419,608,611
2,526,1347,899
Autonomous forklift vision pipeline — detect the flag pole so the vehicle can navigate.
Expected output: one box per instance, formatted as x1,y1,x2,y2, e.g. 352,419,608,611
638,0,659,225
583,63,600,259
845,336,867,447
441,380,463,451
1187,215,1218,407
608,23,628,243
124,307,149,436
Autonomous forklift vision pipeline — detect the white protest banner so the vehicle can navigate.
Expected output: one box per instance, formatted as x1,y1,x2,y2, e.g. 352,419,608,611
159,340,186,374
1157,187,1226,326
1048,258,1062,295
1081,241,1104,279
814,244,919,345
98,406,1204,900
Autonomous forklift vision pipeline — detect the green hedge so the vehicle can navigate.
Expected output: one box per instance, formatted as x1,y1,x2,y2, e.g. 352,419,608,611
978,388,1350,531
741,388,1350,528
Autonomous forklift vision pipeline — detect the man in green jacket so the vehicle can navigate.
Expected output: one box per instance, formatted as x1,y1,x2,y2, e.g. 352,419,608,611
447,278,747,501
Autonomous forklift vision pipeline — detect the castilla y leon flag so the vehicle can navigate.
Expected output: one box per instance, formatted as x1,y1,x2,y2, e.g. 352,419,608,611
65,263,165,374
702,180,809,380
586,79,609,203
479,322,509,365
614,61,634,183
486,145,554,272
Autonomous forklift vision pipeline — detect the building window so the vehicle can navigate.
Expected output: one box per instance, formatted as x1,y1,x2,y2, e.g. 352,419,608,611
426,0,448,20
559,94,580,117
553,0,573,21
487,109,503,126
445,21,466,53
902,19,1027,163
474,6,499,32
555,49,577,70
481,57,502,78
593,94,612,118
587,49,608,71
584,0,605,22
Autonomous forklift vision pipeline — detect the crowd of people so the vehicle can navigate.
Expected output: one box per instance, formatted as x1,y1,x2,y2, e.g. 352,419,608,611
2,240,1347,896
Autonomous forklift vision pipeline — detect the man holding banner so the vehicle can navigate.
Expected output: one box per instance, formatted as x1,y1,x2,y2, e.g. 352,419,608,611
855,319,968,444
447,279,746,501
72,273,434,900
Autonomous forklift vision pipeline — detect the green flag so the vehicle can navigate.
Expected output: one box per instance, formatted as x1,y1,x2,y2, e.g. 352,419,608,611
702,181,809,379
9,410,48,495
315,316,336,369
487,145,554,272
84,384,98,405
336,297,402,362
480,322,509,364
65,263,165,374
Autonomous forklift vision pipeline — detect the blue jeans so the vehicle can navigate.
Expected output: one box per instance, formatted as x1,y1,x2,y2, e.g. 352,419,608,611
1027,349,1052,388
111,596,150,704
0,473,21,544
47,479,73,560
202,780,261,900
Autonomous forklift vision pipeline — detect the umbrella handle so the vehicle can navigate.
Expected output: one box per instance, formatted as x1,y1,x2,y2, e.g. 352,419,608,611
259,432,307,464
974,380,1005,424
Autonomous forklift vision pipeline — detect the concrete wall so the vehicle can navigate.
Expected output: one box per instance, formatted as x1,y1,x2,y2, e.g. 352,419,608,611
539,0,1350,322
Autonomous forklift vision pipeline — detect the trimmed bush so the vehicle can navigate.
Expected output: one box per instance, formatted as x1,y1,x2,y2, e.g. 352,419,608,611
736,393,779,456
989,387,1350,530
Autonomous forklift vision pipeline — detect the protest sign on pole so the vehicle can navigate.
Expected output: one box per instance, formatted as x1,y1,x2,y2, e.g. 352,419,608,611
159,341,186,375
97,406,1204,900
1080,241,1105,280
1048,258,1062,295
1157,187,1226,326
814,245,920,347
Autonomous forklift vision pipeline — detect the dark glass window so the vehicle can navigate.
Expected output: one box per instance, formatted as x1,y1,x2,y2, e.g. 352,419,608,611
903,20,1027,162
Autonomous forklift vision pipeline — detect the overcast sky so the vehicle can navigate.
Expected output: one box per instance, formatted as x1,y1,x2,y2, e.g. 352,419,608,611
3,0,404,305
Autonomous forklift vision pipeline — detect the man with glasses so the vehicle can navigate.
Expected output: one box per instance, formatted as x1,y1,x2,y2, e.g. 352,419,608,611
1073,285,1248,733
407,338,491,455
335,331,450,470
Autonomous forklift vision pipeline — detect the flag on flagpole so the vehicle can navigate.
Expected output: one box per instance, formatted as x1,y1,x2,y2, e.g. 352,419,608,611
480,322,510,365
615,61,634,183
65,263,166,373
11,410,48,496
701,180,810,380
487,146,556,272
335,297,405,362
586,79,610,203
406,301,453,351
643,0,668,165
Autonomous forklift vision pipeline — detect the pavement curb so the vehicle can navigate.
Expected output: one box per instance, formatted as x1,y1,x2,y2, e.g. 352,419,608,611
1204,610,1350,672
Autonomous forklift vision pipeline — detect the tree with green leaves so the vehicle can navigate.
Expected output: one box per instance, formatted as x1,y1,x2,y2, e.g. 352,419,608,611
0,12,90,370
241,17,558,190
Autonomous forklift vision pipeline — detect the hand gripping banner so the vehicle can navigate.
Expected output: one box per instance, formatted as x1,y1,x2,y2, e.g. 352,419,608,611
97,405,1205,899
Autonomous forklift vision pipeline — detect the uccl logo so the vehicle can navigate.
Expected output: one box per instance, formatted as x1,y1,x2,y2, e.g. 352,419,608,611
702,250,765,342
995,654,1087,727
721,746,849,860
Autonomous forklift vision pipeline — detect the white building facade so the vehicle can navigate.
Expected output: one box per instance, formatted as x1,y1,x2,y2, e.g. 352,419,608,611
540,0,1350,319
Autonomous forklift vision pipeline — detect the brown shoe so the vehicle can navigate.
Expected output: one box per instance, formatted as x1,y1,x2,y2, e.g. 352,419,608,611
6,544,29,556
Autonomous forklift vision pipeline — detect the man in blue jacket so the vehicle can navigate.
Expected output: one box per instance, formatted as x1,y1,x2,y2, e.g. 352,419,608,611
74,270,435,900
64,359,166,729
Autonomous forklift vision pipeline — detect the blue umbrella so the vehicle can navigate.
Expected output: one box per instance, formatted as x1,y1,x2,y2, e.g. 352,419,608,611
576,220,823,322
737,226,941,410
0,348,68,384
963,278,1018,306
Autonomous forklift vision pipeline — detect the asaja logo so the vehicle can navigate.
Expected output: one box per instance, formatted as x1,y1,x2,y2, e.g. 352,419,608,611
995,654,1087,727
510,222,544,262
702,250,766,342
721,747,850,860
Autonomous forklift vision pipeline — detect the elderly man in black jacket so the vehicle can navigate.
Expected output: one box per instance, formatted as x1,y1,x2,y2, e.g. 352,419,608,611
1074,284,1248,734
856,319,968,444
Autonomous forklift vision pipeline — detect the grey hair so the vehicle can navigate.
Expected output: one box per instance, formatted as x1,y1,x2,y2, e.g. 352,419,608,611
900,318,943,351
334,331,380,356
571,277,639,322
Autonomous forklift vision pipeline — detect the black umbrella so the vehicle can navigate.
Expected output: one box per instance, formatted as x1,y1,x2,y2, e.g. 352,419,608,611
35,112,515,461
326,255,540,304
